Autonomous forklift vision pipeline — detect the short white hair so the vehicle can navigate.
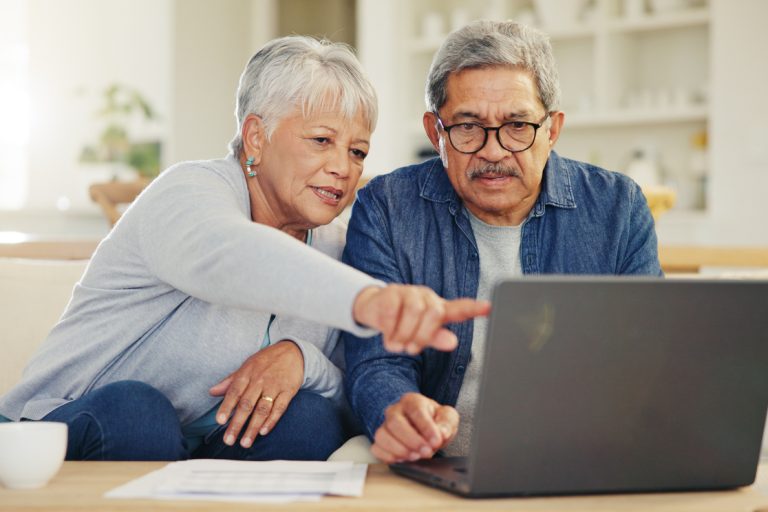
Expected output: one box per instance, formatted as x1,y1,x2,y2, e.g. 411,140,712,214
229,35,378,156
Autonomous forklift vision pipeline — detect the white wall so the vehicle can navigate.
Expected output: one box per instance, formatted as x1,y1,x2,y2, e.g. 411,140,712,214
25,0,172,213
356,0,413,176
707,0,768,244
168,0,254,163
2,0,275,230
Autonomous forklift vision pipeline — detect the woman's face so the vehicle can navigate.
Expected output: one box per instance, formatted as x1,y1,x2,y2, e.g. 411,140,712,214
251,108,371,231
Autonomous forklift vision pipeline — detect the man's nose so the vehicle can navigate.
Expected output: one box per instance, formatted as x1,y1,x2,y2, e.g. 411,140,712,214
476,129,509,162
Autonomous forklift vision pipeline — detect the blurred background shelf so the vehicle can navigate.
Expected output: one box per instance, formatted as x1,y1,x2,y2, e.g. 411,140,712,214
566,106,708,127
1,0,766,249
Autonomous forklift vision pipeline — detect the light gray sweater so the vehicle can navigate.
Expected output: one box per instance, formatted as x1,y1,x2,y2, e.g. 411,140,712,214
0,154,378,424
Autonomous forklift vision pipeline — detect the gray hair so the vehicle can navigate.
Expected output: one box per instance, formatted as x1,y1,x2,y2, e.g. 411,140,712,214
425,20,561,114
229,35,378,156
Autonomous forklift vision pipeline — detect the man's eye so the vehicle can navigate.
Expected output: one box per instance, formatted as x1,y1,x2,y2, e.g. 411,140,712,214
508,122,527,130
313,137,330,145
458,123,478,132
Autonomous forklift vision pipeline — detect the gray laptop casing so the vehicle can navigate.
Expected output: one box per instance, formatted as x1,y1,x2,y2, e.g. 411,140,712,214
391,277,768,497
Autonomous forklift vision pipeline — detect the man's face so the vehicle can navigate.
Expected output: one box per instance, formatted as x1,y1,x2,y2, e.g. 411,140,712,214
423,66,564,226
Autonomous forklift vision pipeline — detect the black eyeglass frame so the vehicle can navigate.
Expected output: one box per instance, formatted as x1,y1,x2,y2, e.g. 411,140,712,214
435,113,551,154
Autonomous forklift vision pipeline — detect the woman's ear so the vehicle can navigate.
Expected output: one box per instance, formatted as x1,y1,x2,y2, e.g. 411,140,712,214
242,114,266,164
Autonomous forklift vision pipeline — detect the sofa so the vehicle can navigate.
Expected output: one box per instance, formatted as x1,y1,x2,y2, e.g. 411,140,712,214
4,257,765,462
0,256,374,461
0,258,89,395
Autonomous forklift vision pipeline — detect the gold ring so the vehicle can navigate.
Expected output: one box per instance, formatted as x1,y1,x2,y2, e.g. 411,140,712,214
261,396,274,403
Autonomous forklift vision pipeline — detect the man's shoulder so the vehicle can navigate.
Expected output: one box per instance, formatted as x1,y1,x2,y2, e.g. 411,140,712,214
363,158,441,195
555,154,640,200
560,155,636,189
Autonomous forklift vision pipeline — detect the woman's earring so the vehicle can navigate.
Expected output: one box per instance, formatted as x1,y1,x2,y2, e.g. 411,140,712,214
245,156,257,178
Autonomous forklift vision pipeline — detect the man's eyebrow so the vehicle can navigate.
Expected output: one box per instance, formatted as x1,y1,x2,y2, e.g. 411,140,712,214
506,111,533,120
451,111,482,121
450,110,534,122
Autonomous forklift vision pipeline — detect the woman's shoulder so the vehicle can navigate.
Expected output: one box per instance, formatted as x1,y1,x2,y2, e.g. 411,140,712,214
155,155,242,187
136,155,248,211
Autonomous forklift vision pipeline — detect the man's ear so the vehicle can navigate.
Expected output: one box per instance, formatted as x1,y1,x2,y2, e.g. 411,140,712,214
241,114,266,164
546,111,565,147
423,111,441,152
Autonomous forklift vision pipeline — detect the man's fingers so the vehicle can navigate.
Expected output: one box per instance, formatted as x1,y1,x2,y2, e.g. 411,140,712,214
385,408,433,455
442,298,491,323
405,403,444,450
433,405,460,444
371,442,399,464
373,425,414,463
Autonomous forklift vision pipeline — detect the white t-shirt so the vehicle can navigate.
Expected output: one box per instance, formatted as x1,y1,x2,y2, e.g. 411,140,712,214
443,211,523,456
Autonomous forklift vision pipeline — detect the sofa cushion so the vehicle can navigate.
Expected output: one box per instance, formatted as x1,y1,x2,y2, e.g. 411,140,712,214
0,258,88,395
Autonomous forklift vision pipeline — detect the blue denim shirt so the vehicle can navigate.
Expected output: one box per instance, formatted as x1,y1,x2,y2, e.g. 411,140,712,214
343,152,662,438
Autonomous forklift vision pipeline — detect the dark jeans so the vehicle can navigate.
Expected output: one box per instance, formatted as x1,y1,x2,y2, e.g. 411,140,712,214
192,390,357,461
41,380,354,461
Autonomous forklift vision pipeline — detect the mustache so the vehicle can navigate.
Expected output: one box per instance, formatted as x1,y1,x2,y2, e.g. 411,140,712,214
466,164,521,180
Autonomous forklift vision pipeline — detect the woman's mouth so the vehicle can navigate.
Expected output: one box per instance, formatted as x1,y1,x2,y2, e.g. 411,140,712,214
311,186,343,205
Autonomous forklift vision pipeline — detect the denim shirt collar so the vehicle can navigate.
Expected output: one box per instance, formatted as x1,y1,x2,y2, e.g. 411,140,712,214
418,151,577,218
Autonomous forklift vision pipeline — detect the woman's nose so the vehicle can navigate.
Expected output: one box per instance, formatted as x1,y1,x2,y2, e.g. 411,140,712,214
326,148,351,177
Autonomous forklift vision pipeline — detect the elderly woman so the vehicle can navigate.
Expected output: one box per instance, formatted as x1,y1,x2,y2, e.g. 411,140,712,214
0,36,488,461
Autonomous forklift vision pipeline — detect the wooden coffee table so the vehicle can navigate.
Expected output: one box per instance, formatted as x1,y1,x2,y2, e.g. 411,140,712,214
2,462,768,511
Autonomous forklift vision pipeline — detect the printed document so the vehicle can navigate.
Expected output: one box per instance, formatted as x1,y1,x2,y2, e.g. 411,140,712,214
106,459,367,503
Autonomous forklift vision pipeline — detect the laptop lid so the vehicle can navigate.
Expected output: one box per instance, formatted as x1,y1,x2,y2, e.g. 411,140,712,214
394,277,768,497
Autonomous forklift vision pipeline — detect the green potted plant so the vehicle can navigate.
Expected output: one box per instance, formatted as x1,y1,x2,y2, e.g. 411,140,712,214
79,83,162,180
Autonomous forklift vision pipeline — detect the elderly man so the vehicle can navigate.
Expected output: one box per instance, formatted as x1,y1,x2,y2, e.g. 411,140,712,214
343,20,663,463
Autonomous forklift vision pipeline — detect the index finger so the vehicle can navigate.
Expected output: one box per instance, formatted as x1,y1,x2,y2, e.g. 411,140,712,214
442,299,491,324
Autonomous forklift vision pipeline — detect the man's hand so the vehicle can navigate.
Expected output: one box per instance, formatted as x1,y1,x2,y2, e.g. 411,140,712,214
209,341,304,448
353,284,490,354
370,392,458,463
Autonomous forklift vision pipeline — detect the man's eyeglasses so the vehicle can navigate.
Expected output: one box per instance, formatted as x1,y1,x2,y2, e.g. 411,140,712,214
436,113,550,154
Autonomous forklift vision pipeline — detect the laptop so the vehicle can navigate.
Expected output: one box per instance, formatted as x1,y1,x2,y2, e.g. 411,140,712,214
391,277,768,497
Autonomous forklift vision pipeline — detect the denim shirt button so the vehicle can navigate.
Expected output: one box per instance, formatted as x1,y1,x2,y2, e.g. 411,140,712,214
455,365,465,375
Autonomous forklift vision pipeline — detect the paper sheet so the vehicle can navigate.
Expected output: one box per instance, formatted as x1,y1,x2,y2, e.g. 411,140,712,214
106,459,367,503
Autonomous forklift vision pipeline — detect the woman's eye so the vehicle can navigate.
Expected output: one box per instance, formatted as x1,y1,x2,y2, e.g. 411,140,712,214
313,137,330,145
351,148,368,159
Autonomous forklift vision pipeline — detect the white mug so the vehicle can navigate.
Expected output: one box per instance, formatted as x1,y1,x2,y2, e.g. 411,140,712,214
0,422,68,489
